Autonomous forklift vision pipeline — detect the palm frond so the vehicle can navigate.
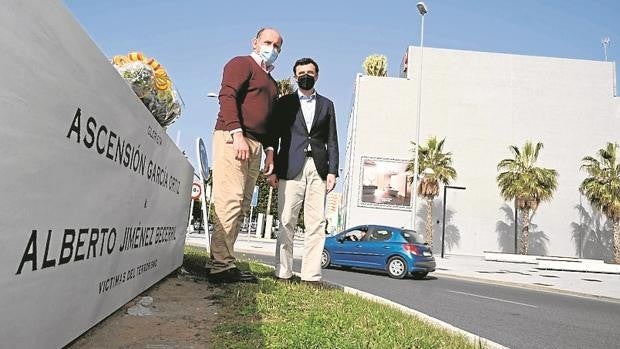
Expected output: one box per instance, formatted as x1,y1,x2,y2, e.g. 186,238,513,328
580,142,620,221
408,136,458,199
496,141,558,209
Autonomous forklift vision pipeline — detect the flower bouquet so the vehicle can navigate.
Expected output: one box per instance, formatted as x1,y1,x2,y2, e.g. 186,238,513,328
112,52,182,127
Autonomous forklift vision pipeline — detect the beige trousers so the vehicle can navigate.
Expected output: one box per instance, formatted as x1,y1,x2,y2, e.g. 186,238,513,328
275,157,326,281
208,130,262,274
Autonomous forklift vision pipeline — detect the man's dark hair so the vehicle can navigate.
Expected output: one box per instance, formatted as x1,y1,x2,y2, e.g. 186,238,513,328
293,58,319,75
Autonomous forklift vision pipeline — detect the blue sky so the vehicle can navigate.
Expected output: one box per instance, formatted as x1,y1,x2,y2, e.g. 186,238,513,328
64,0,619,179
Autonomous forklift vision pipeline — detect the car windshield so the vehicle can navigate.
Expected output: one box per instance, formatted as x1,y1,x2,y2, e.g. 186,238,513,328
401,230,425,244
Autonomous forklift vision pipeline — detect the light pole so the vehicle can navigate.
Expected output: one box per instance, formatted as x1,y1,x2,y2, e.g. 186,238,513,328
441,185,465,258
411,1,428,232
602,37,610,62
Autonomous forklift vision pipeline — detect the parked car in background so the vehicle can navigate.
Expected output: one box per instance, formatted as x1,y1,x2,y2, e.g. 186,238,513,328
321,225,435,279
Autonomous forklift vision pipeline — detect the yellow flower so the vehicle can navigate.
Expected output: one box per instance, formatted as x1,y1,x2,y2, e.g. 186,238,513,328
154,76,171,91
128,51,146,62
112,55,129,66
154,68,168,77
147,58,161,71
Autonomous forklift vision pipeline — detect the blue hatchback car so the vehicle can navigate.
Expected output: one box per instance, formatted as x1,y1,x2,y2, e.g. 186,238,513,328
321,225,436,279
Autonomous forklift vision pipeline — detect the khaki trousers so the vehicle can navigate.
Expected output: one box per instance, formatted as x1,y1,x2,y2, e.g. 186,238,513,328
208,130,262,274
275,157,326,281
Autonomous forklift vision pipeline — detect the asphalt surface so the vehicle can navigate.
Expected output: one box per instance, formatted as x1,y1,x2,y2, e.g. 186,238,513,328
240,252,620,349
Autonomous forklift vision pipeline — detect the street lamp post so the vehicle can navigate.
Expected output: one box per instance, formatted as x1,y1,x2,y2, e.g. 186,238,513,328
411,1,428,232
441,185,465,258
601,37,610,62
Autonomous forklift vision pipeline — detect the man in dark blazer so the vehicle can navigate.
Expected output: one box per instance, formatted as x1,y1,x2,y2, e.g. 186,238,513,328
265,57,339,283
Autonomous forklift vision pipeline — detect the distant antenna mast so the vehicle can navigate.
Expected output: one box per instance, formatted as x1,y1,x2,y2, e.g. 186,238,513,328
602,37,611,61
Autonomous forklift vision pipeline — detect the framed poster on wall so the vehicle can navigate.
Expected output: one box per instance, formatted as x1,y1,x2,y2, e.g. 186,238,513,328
358,157,413,211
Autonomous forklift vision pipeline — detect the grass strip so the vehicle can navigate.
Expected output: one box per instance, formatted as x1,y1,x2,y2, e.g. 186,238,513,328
184,245,484,349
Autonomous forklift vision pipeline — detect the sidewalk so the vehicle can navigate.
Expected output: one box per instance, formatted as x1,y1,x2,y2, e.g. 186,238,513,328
184,232,620,301
434,254,620,301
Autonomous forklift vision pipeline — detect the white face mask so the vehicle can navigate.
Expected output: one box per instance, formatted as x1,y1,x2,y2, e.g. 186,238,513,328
259,44,279,66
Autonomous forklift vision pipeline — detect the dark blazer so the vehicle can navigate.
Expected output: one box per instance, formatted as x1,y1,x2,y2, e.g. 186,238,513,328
267,91,339,180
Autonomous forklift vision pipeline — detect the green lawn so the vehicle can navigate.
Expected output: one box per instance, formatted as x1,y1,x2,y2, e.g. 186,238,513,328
184,246,484,349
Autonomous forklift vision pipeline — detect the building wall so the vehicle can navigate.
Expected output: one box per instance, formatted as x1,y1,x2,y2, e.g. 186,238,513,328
342,76,417,232
343,47,619,257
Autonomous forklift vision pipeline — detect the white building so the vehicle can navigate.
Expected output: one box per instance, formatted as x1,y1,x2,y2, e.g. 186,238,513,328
341,46,620,258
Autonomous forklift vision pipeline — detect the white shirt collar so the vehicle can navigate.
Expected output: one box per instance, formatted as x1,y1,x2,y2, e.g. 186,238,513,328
250,52,274,73
297,89,316,100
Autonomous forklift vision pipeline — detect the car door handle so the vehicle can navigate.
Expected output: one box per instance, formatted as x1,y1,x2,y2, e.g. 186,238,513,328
356,245,362,248
383,246,390,249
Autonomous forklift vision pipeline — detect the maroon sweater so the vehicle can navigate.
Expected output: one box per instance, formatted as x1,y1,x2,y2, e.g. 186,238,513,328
214,56,278,143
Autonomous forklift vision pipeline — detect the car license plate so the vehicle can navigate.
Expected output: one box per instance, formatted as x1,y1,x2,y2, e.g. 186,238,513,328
423,251,432,256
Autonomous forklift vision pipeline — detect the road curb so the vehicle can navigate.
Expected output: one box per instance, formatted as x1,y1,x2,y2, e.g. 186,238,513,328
331,283,509,349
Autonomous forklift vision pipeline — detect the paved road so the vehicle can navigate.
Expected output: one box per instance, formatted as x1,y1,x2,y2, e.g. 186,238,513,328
240,252,620,349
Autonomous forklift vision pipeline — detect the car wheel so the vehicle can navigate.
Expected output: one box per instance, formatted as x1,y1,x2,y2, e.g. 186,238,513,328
412,272,428,280
386,256,407,279
321,250,331,268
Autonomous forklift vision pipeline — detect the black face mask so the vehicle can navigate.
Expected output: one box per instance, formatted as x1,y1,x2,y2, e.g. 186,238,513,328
297,74,316,90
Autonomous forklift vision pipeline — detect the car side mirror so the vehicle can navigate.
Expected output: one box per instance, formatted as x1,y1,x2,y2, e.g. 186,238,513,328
337,236,344,243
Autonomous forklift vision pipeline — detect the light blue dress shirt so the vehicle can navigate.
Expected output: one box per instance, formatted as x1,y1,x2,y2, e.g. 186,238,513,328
298,89,316,151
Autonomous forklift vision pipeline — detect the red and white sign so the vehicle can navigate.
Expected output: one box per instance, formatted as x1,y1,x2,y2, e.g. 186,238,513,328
191,182,202,199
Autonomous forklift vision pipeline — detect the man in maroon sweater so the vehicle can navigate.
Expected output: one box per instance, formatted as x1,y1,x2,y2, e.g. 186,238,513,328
207,28,282,283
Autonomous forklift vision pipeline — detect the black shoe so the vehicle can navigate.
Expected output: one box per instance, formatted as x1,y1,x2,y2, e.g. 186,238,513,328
240,270,256,277
274,275,301,284
208,267,258,284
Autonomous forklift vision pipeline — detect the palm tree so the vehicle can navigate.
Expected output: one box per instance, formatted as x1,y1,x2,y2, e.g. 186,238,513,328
580,142,620,264
362,54,387,77
407,137,457,248
496,141,558,255
277,78,293,97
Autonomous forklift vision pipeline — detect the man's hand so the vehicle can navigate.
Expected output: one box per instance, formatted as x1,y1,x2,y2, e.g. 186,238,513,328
266,174,279,189
326,174,336,193
263,149,274,175
232,132,249,161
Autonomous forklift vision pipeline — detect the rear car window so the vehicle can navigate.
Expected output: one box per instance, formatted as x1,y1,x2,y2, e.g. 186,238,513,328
368,229,391,241
401,230,425,244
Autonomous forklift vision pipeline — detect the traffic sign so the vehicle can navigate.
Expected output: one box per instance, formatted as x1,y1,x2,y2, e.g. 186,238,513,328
191,182,201,199
196,138,209,181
